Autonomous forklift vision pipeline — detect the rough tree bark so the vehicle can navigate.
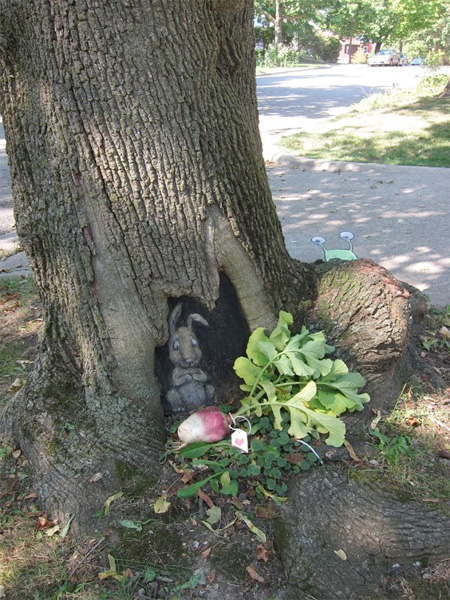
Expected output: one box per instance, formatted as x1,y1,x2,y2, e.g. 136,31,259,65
0,0,426,551
0,0,315,528
275,469,450,600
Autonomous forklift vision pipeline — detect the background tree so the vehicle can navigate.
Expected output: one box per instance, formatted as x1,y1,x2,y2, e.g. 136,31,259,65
254,0,320,46
326,0,397,52
401,0,450,62
254,0,341,63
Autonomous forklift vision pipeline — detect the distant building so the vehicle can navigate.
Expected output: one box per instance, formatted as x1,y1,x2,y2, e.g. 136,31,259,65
337,38,375,63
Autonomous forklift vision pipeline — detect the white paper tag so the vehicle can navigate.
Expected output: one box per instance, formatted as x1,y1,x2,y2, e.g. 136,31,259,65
231,429,248,453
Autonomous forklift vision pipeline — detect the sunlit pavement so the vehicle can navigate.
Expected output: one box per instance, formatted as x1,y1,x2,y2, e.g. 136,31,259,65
267,157,449,307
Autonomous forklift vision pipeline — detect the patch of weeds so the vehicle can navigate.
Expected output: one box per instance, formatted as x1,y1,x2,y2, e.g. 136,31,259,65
416,73,450,96
420,304,450,352
0,441,195,600
0,277,37,301
368,388,450,511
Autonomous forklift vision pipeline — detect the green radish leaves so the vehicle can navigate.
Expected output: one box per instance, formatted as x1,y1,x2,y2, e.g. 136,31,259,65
234,312,370,447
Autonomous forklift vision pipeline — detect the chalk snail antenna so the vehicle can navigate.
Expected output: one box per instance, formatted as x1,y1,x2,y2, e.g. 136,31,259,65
340,231,355,251
311,236,326,246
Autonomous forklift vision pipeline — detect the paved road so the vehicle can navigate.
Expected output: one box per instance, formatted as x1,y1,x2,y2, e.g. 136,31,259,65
257,64,450,307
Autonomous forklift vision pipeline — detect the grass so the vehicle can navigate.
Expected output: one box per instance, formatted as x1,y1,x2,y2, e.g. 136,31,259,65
0,277,41,407
280,73,450,167
255,62,325,75
369,387,450,509
366,305,450,510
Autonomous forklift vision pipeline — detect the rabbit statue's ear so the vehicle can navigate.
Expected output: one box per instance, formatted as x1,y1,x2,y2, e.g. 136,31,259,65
169,303,183,335
187,313,209,329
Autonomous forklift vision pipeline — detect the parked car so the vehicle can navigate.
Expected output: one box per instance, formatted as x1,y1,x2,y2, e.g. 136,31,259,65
409,57,426,66
367,49,401,66
398,53,409,66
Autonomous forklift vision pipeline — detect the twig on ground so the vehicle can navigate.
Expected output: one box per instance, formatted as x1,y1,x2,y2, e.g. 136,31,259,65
68,536,106,580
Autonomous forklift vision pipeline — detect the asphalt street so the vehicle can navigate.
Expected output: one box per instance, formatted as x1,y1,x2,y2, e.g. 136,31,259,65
1,65,449,306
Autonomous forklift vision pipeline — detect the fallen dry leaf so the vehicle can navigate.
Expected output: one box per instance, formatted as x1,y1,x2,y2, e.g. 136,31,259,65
10,378,25,392
285,453,302,465
168,460,184,474
89,472,103,483
153,495,171,514
5,478,16,493
256,545,270,563
334,549,347,561
255,504,277,520
121,568,133,578
370,410,382,431
197,488,214,509
12,449,22,459
181,469,195,484
38,516,48,528
344,440,361,462
247,565,264,583
231,497,244,510
45,524,60,537
207,569,216,583
104,491,123,515
438,449,450,460
24,492,38,500
440,325,450,340
201,547,212,558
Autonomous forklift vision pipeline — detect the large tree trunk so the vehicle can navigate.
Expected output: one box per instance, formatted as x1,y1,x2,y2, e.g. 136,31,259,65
0,1,424,540
0,0,313,528
275,0,284,45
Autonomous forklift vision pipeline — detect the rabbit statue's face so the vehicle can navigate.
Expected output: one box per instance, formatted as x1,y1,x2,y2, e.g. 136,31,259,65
169,326,202,368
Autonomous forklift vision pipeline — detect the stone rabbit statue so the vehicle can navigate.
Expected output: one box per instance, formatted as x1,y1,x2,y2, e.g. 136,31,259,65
165,303,215,414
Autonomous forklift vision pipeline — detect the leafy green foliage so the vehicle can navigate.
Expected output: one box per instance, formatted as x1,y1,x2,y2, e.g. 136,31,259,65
370,428,416,466
326,0,448,50
416,73,450,96
175,414,321,501
173,312,369,502
234,312,370,447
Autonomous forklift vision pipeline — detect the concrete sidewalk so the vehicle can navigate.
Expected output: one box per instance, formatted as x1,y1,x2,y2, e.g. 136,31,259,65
267,152,449,307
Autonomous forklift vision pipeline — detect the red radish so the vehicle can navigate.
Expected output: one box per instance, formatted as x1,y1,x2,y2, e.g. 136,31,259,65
176,406,231,450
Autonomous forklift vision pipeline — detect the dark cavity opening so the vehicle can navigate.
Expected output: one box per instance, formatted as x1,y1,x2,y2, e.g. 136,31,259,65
155,272,250,416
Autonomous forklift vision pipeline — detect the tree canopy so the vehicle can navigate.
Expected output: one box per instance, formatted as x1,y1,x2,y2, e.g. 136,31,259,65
254,0,328,46
325,0,449,51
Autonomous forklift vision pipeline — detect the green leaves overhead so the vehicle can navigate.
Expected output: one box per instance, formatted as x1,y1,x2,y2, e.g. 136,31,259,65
234,312,370,448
